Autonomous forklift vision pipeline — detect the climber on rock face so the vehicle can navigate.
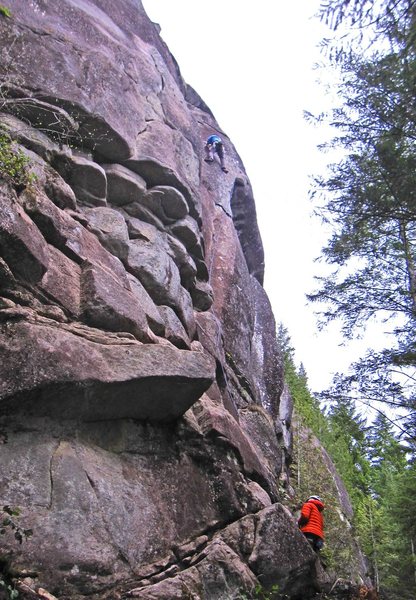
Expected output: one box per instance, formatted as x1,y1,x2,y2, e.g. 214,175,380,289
204,134,229,173
298,495,325,552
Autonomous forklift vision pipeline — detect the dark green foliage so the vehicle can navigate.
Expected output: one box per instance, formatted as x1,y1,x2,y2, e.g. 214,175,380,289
309,4,416,432
0,6,11,18
0,505,33,543
0,131,35,189
239,584,280,600
0,506,32,600
296,3,416,596
278,325,372,577
279,325,416,596
277,324,326,435
319,0,416,61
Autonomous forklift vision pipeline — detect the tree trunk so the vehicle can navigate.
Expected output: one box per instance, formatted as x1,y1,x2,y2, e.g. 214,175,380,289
411,538,416,587
398,220,416,316
297,416,301,489
368,500,380,592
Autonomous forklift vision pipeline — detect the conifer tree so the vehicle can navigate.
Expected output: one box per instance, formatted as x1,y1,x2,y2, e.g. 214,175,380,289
310,1,416,430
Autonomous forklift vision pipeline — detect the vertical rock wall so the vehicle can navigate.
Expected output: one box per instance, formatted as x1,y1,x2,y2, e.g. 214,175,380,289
0,1,334,598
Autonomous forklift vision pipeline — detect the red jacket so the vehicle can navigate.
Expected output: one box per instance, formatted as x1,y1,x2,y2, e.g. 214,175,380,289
298,498,325,539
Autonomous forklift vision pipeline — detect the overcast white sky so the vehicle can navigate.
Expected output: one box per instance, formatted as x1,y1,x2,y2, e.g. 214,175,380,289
141,0,380,393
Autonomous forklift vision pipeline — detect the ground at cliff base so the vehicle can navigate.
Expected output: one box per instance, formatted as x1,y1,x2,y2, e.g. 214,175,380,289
315,582,379,600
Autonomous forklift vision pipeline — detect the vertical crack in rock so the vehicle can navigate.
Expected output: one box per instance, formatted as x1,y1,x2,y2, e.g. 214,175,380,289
214,202,233,219
81,463,132,568
48,440,62,510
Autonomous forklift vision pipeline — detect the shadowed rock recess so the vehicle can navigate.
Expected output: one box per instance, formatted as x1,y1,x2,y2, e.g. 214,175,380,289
0,2,367,599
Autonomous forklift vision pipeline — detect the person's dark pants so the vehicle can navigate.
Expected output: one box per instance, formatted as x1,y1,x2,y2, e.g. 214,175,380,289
214,142,224,161
304,533,324,552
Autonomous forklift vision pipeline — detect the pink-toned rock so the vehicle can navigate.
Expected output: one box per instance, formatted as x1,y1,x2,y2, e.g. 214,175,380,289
158,305,191,349
127,273,166,336
193,396,276,496
22,189,127,280
0,320,215,421
248,504,329,596
40,245,81,316
81,262,151,342
0,185,49,283
57,153,107,207
0,1,368,597
125,237,196,337
81,206,130,259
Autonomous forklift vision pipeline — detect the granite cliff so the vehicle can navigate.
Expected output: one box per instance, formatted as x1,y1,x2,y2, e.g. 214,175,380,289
0,2,368,599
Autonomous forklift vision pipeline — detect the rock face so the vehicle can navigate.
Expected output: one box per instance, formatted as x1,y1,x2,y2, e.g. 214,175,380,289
0,2,366,599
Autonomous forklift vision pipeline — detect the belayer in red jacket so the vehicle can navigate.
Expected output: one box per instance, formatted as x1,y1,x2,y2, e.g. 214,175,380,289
298,495,325,551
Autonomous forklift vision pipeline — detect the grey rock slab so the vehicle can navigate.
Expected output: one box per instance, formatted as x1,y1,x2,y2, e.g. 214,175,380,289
0,185,49,283
40,245,82,317
127,273,165,337
279,383,294,454
190,279,214,312
239,406,283,484
0,431,58,507
133,122,200,198
128,539,258,600
81,206,129,259
230,178,265,285
124,216,160,243
22,188,127,281
142,185,189,223
0,320,215,421
81,262,151,342
123,156,189,191
0,112,61,163
169,216,202,252
17,145,77,210
194,396,273,494
103,163,147,206
124,155,201,223
194,255,209,281
56,153,107,207
249,503,323,596
194,312,226,365
125,238,181,303
158,305,191,349
43,165,78,210
124,201,167,231
166,235,197,290
251,276,284,418
1,97,79,139
125,238,196,337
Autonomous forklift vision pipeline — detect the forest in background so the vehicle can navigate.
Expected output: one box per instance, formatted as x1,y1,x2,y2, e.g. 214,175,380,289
280,324,414,600
287,1,416,598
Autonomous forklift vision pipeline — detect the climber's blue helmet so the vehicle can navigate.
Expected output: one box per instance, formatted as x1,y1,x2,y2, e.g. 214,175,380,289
207,134,222,145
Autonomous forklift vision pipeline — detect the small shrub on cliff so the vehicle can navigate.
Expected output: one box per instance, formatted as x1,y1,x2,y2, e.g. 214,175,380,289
239,584,281,599
0,6,11,18
1,506,33,543
0,131,35,189
0,506,32,600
